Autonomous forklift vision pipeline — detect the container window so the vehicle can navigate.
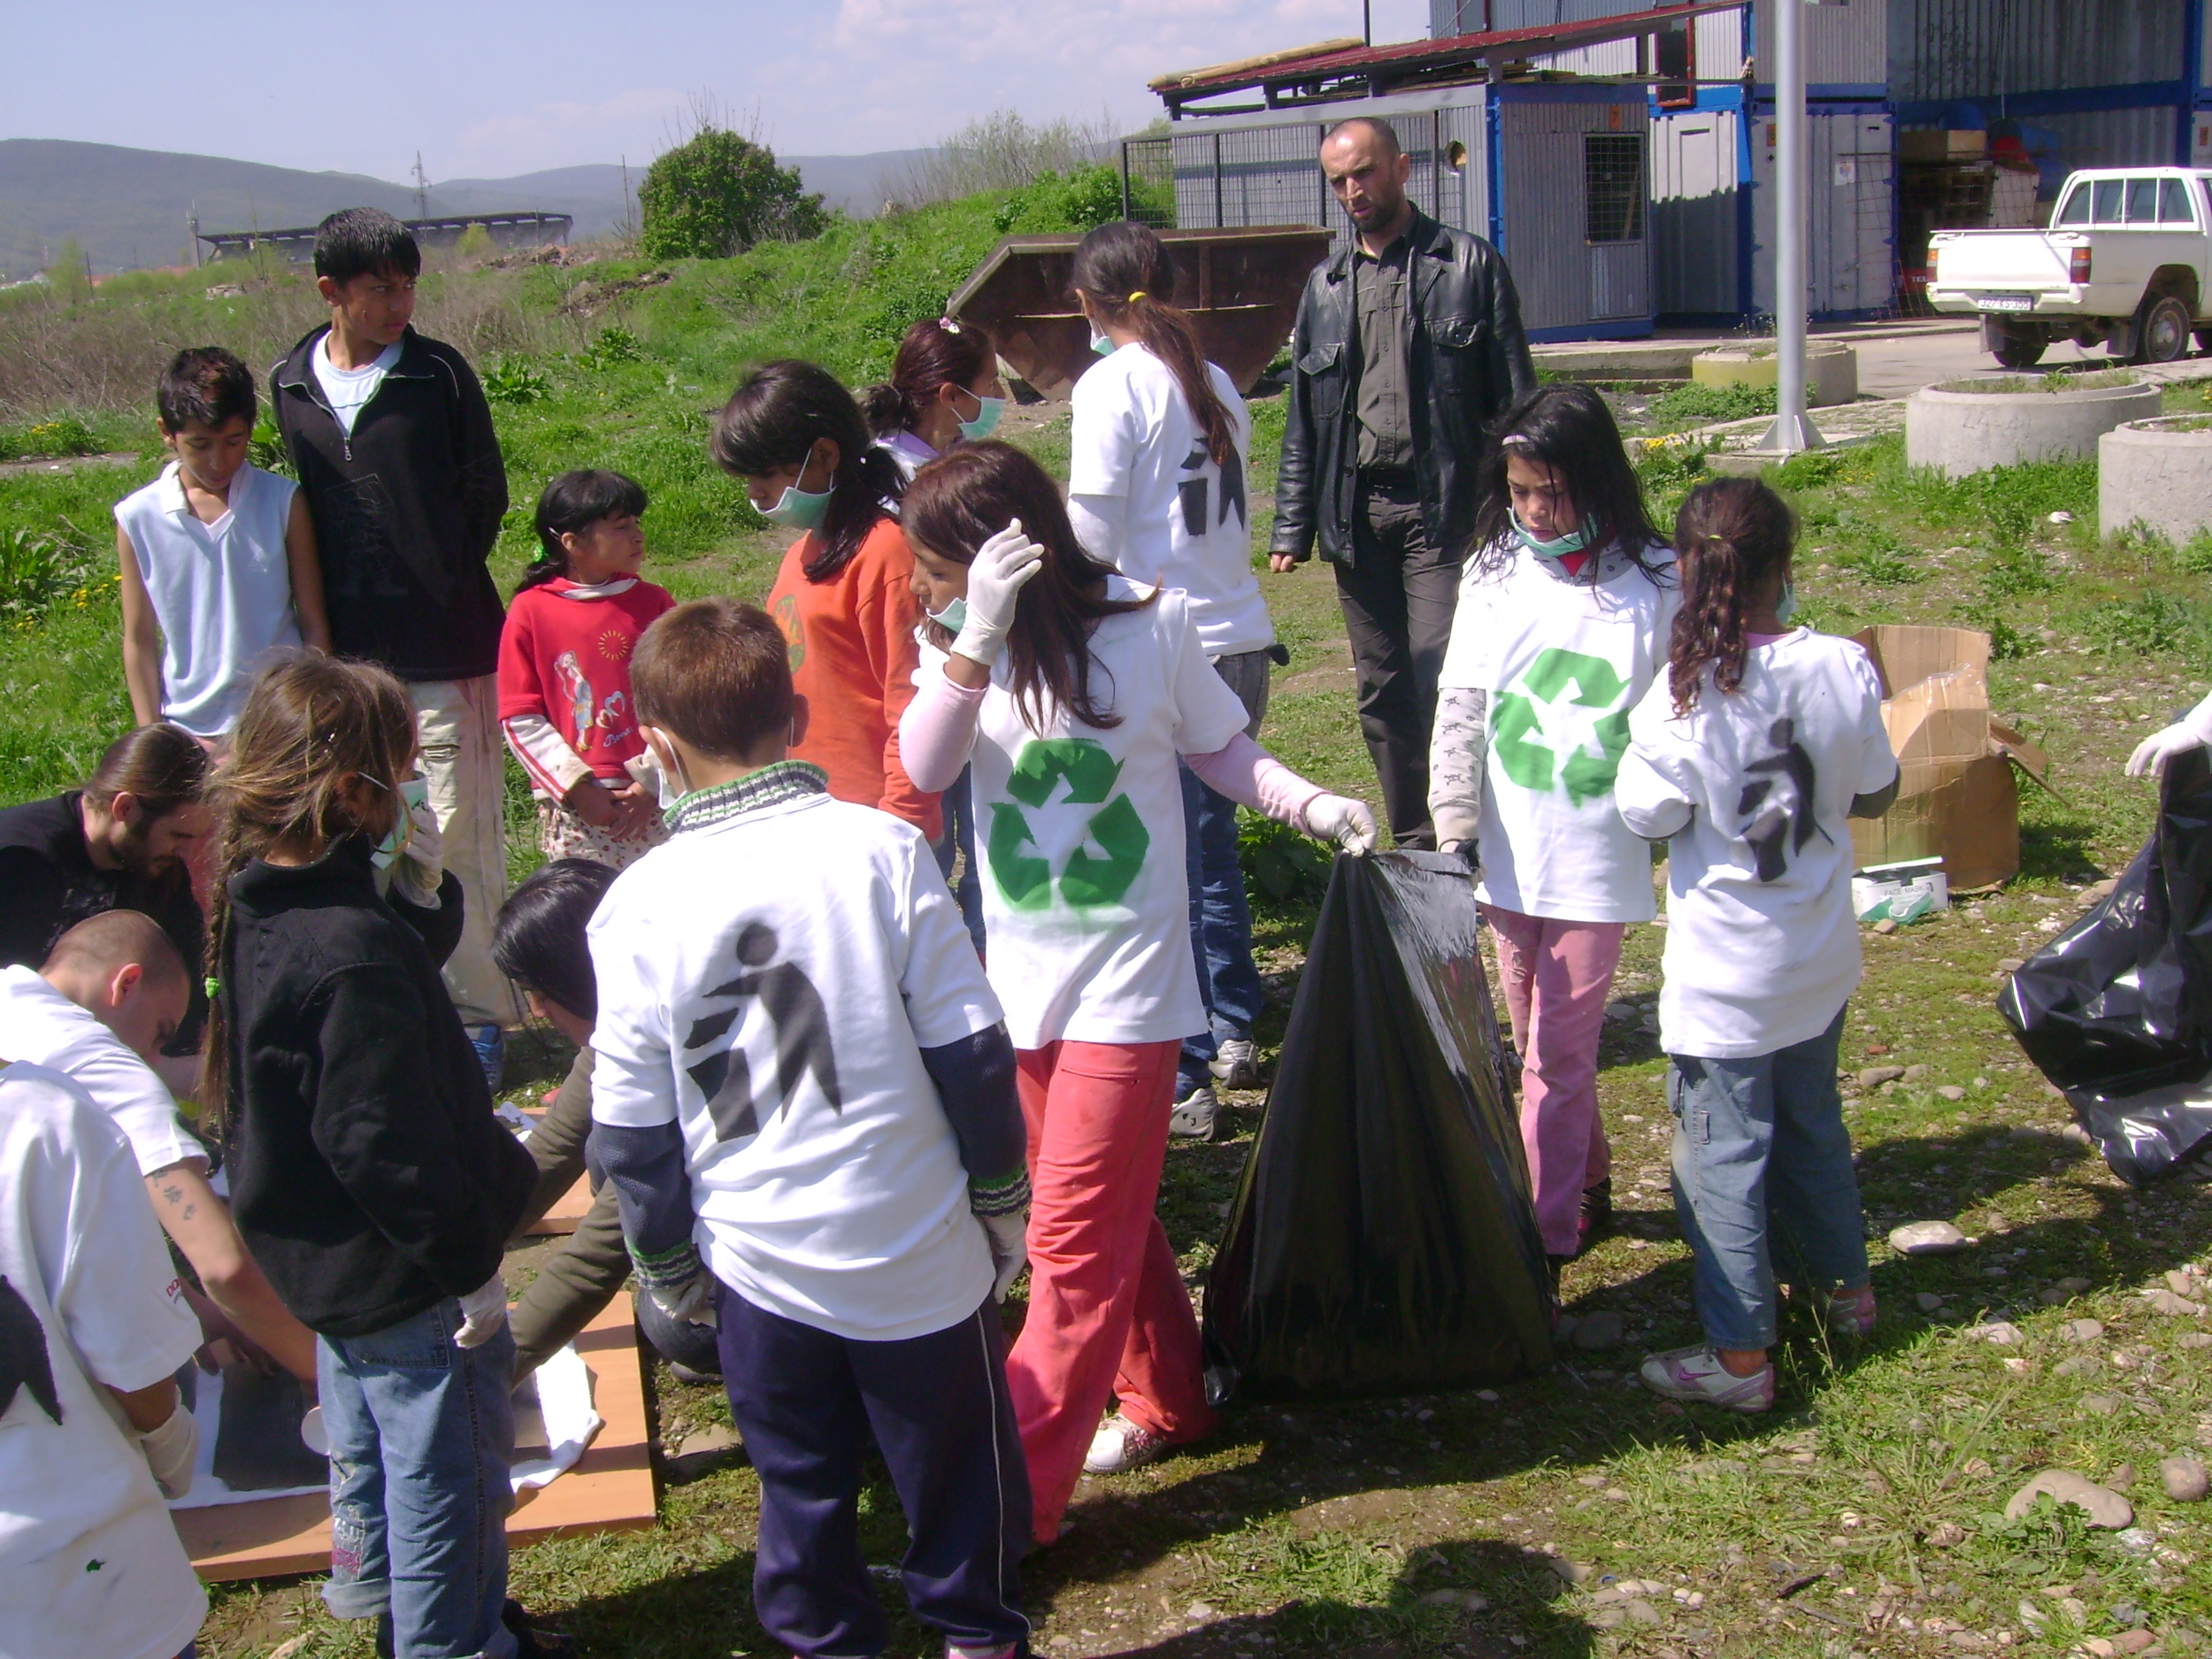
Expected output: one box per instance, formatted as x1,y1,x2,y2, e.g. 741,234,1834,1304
2054,185,2090,226
1585,133,1645,243
2092,179,2125,223
2126,177,2161,222
1655,18,1694,110
2160,177,2195,225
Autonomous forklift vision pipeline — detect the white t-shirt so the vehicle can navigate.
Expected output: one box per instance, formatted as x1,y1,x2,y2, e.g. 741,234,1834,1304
1440,542,1681,923
0,1061,206,1659
311,334,403,435
1616,629,1900,1058
589,791,1005,1342
113,461,303,736
927,579,1252,1048
1070,344,1275,657
0,966,205,1175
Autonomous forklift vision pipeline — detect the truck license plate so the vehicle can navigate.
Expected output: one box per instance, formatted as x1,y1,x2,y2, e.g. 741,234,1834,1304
1974,294,2035,312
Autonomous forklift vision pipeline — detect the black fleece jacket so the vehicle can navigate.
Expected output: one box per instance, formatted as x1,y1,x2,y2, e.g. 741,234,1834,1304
221,835,534,1337
269,325,510,682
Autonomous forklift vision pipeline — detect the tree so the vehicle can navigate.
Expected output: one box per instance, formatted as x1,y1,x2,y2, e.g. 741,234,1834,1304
639,127,827,259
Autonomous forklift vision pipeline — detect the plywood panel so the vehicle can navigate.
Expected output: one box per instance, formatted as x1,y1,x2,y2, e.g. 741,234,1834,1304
176,1296,658,1581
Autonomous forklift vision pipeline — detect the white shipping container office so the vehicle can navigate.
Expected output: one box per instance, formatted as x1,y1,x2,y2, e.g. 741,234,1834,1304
1167,81,1655,342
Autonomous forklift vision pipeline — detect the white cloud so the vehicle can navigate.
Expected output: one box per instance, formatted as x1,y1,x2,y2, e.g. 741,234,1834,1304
447,87,692,178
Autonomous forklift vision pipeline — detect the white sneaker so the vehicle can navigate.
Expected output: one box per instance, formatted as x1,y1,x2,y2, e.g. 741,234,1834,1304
1638,1344,1774,1414
1169,1084,1218,1139
1209,1037,1261,1089
1084,1415,1174,1473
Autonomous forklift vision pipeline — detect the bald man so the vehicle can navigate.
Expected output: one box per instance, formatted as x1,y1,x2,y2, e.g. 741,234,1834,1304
0,910,319,1385
1273,114,1536,847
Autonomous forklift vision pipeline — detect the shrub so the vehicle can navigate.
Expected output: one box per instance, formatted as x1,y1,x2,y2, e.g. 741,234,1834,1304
0,416,99,460
2082,591,2200,657
0,520,97,621
1640,381,1776,434
481,357,552,406
1240,811,1331,908
578,326,643,371
639,127,828,259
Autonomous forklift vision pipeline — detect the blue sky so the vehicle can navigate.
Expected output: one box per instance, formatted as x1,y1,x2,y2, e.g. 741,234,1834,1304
7,0,1430,181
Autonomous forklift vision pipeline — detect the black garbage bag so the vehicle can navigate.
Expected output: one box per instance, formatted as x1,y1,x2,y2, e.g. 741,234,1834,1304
1202,850,1555,1405
1999,745,2212,1184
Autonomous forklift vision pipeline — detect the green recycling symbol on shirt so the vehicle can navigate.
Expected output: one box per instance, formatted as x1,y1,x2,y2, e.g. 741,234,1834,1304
988,738,1150,911
1492,647,1633,806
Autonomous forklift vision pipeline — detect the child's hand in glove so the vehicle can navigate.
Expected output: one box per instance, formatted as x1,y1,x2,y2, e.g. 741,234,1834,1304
454,1273,510,1348
1304,795,1380,856
951,519,1046,668
979,1210,1028,1302
650,1270,719,1331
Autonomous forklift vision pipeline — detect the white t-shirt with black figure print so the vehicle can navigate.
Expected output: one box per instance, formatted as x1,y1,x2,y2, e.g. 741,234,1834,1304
1615,628,1899,1059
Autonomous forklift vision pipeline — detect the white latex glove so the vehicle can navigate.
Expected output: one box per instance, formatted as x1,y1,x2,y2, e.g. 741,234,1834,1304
134,1399,198,1500
454,1273,509,1348
950,518,1045,667
650,1271,720,1331
2126,694,2212,776
387,779,446,906
1305,795,1379,856
979,1210,1029,1303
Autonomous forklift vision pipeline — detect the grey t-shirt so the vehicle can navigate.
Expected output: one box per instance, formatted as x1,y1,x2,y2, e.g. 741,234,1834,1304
1354,235,1414,470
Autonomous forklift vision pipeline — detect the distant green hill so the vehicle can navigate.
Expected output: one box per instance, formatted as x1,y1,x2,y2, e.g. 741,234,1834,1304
0,140,934,280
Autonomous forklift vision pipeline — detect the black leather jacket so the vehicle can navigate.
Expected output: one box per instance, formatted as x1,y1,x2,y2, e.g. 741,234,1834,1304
1272,209,1536,565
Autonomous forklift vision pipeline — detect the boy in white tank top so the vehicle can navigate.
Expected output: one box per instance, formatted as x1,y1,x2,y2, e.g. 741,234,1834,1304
114,348,330,742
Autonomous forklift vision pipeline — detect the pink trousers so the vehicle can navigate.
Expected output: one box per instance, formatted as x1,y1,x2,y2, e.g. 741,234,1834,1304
1483,906,1626,1257
1004,1039,1217,1542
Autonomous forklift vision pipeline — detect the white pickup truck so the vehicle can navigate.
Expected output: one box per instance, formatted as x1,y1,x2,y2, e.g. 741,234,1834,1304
1925,166,2212,367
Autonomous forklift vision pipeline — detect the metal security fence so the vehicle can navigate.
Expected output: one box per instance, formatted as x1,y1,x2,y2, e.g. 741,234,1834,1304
1120,137,1177,229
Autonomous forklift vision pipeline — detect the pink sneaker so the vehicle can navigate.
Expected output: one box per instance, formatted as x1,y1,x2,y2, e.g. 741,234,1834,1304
1085,1415,1174,1473
1639,1344,1774,1413
1825,1286,1878,1337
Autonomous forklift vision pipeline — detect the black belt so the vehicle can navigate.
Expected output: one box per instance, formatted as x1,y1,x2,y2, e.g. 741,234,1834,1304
1357,464,1418,489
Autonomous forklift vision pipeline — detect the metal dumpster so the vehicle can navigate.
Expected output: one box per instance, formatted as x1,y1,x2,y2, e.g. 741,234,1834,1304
945,225,1333,399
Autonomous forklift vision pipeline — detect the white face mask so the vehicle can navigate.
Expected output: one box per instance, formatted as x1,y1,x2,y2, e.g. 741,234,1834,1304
369,778,428,869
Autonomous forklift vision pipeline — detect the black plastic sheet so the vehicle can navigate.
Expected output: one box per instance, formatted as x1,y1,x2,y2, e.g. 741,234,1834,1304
1999,747,2212,1185
1202,851,1555,1405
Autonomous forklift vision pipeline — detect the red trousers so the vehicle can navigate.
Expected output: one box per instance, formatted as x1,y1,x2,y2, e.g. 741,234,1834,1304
1004,1039,1217,1542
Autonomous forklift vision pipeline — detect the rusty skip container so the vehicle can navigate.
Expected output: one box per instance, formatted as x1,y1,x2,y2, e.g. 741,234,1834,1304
944,225,1333,399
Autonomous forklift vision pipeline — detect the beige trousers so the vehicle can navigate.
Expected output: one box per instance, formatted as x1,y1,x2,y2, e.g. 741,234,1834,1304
411,674,518,1028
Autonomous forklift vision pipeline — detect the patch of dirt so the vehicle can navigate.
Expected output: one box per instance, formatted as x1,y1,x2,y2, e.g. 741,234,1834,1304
557,270,674,315
0,450,139,477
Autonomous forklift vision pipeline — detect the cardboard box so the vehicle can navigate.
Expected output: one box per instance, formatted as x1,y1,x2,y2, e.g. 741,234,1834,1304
1849,626,2048,890
1900,128,1989,163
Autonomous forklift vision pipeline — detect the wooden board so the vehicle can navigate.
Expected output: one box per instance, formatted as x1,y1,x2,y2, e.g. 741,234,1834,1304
177,1296,658,1581
524,1169,594,1235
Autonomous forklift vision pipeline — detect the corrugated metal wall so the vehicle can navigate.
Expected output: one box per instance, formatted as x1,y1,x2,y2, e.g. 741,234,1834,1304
1499,97,1654,328
1651,108,1742,314
1887,0,2188,102
1166,104,1490,246
1749,0,1887,87
1696,6,1747,78
2032,106,2187,171
1490,0,1668,26
1535,37,1641,74
1749,107,1895,313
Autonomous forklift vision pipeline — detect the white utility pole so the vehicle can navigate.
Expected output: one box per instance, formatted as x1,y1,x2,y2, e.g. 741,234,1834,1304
1759,0,1824,452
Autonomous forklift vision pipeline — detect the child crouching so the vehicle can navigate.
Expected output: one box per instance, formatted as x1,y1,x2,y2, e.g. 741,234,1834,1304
1614,478,1900,1412
590,598,1033,1659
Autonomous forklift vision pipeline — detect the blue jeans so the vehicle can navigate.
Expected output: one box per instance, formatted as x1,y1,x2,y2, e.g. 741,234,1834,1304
319,1298,518,1659
1179,649,1272,1094
933,764,987,957
1667,1009,1869,1351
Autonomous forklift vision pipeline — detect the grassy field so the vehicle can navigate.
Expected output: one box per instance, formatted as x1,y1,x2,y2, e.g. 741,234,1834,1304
6,249,2212,1659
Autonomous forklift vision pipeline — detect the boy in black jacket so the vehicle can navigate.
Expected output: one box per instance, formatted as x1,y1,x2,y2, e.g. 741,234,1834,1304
270,207,518,1088
207,652,554,1658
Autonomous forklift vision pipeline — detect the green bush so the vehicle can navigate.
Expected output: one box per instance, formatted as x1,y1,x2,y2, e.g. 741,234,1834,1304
992,164,1128,234
1240,810,1332,908
640,128,828,259
578,326,643,371
481,357,552,406
1640,381,1777,434
0,520,97,620
0,416,100,460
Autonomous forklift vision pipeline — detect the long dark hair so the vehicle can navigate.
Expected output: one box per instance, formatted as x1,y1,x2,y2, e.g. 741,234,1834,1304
710,359,903,582
861,318,997,438
1668,477,1797,717
493,858,615,1021
1467,383,1667,583
199,653,418,1134
518,469,649,593
902,442,1155,733
85,722,209,823
1070,222,1236,468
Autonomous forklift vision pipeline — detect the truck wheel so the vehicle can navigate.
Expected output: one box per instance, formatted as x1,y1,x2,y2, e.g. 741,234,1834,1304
1990,325,2047,369
2134,296,2194,364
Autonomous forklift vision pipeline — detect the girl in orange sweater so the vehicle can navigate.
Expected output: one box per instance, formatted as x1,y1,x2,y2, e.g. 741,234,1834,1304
711,360,940,842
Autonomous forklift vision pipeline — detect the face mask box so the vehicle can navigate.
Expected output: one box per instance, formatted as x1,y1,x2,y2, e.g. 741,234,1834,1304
1852,856,1948,924
1847,626,2049,891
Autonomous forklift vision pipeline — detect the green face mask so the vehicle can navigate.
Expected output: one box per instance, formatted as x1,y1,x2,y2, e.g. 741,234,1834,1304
760,444,833,530
1512,512,1597,557
956,395,1005,443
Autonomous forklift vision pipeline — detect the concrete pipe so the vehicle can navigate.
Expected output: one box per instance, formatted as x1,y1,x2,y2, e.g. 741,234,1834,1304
1906,373,2161,480
1691,340,1858,408
2100,415,2212,547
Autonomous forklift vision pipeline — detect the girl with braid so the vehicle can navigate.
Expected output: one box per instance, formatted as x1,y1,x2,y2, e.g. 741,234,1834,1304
1428,383,1677,1273
1615,477,1898,1413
